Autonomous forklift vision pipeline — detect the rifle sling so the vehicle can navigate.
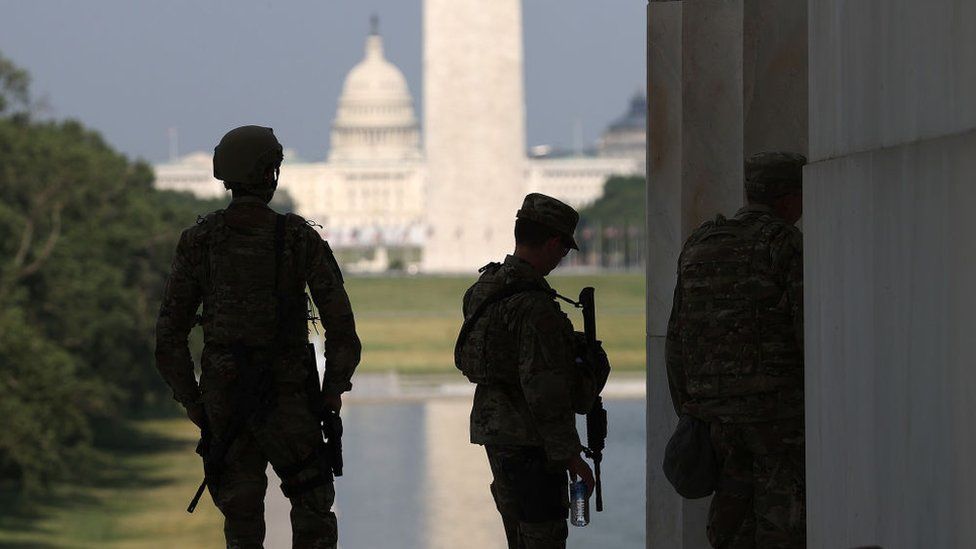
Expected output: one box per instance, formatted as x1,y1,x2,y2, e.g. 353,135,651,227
455,283,579,356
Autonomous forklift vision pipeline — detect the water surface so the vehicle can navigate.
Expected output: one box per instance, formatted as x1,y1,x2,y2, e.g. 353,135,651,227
267,398,646,548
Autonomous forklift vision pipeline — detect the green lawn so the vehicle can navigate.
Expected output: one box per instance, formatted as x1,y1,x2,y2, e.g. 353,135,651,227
342,272,646,373
0,420,223,549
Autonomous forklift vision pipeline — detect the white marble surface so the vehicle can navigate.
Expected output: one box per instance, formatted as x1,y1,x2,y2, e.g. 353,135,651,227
742,0,808,156
680,0,745,237
805,130,976,548
809,0,976,161
806,1,976,546
646,3,689,548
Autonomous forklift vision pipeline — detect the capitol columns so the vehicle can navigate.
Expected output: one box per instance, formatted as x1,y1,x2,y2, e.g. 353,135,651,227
645,0,807,547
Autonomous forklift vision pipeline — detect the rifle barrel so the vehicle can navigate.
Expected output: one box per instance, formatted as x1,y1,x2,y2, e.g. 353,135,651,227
595,460,603,512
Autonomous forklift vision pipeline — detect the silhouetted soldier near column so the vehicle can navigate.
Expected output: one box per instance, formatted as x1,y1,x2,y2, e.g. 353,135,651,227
455,193,610,549
155,125,361,548
666,152,806,548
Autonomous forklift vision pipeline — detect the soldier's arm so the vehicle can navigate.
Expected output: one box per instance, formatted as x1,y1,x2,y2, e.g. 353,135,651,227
305,227,361,395
154,230,203,409
665,275,688,416
771,226,804,349
517,297,583,463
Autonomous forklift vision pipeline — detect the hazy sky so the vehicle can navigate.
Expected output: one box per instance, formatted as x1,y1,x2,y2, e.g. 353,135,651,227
0,0,644,164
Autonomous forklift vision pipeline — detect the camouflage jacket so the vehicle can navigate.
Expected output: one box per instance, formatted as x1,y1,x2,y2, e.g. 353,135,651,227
155,196,361,408
461,255,596,463
665,204,803,423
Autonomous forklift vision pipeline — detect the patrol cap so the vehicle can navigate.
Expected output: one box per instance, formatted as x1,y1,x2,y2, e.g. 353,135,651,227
213,125,284,191
744,151,806,202
516,193,580,250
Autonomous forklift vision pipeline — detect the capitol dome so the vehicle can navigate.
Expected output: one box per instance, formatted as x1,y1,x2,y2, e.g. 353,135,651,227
329,19,422,162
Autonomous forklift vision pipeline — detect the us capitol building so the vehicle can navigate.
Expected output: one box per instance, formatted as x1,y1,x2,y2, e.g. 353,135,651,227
154,20,644,272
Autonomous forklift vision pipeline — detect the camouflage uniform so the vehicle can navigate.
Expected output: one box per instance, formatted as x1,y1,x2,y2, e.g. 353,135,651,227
457,194,598,549
666,153,805,549
155,195,361,549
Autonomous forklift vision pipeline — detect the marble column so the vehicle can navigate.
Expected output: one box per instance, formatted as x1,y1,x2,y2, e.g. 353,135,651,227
646,3,690,548
646,1,807,547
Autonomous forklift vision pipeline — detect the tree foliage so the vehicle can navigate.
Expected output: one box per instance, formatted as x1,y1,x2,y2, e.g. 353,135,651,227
0,52,222,493
578,175,645,229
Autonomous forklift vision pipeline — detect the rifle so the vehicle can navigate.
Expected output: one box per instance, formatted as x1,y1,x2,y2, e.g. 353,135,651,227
577,287,609,512
187,345,272,513
304,343,343,477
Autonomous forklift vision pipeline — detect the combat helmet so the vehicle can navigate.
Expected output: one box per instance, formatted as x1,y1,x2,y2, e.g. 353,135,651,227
213,125,284,192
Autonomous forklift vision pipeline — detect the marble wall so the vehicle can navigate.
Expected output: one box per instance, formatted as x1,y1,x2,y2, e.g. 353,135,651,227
805,1,976,546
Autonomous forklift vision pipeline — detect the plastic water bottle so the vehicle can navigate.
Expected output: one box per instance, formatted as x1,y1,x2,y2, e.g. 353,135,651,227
570,480,589,527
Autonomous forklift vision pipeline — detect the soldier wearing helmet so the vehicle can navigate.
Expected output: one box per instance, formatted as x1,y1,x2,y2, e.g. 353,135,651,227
155,125,361,548
666,152,806,548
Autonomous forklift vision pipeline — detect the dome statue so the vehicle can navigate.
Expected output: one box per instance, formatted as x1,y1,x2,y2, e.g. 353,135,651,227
329,17,422,162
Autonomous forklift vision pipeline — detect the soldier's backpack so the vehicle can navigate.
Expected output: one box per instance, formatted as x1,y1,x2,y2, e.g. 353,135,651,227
674,213,778,388
454,265,544,384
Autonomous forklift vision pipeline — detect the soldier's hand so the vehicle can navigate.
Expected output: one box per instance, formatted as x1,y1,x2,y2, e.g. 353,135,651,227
323,394,342,412
185,403,206,429
567,454,595,497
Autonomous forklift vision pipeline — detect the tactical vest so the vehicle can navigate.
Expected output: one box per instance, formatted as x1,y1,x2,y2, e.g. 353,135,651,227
455,263,544,385
197,211,307,348
676,213,801,401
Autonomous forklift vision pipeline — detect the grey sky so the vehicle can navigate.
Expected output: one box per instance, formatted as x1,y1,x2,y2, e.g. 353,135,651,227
0,0,644,164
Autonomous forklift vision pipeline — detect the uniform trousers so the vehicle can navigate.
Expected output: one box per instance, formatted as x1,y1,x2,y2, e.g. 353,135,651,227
707,420,805,549
485,444,570,549
204,382,337,549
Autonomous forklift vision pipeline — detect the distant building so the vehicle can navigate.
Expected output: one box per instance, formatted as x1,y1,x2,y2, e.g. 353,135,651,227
598,91,647,167
153,19,645,272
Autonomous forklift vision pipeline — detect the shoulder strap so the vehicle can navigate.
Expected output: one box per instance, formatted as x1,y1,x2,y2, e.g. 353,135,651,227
200,210,225,297
273,214,287,341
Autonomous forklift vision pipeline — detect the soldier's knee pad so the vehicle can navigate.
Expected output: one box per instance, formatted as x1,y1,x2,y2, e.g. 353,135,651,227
293,482,337,522
275,447,334,500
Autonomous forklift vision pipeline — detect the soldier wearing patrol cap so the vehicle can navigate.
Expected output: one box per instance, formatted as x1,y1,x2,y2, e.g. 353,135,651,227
454,193,604,549
155,125,361,548
666,152,806,548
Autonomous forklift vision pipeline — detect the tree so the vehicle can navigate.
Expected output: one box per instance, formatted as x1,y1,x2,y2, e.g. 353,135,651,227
572,175,646,268
578,175,645,228
0,51,223,492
